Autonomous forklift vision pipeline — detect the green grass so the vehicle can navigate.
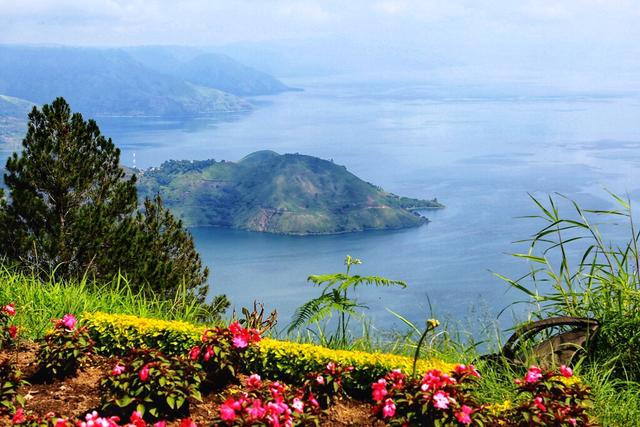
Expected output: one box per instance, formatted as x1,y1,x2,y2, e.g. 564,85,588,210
0,265,210,338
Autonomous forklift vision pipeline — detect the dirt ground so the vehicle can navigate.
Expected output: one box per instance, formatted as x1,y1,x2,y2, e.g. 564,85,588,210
1,342,380,426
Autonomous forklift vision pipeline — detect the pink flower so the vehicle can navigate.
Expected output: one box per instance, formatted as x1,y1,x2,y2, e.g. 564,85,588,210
61,314,77,330
316,375,325,385
12,408,26,424
326,362,337,374
189,346,201,360
308,392,319,408
203,346,215,362
111,363,125,376
3,303,16,316
229,321,242,335
220,398,238,422
292,398,304,413
179,419,197,427
247,374,262,389
388,369,406,389
534,396,546,412
55,418,70,427
232,333,249,349
560,365,573,378
372,379,388,402
153,422,167,427
139,364,150,382
525,365,543,384
246,399,267,420
568,418,577,426
382,398,396,418
432,391,450,409
129,411,146,427
8,325,17,339
455,405,473,425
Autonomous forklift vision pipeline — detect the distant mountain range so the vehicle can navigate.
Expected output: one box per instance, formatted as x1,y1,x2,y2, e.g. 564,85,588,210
136,151,443,235
0,45,294,118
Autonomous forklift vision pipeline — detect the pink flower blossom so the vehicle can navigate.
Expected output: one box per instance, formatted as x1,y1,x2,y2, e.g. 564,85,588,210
455,405,473,425
153,422,167,427
61,314,77,330
246,399,267,420
382,398,396,418
560,365,573,378
8,325,17,339
292,398,304,413
220,400,237,422
326,362,337,374
139,364,150,382
189,346,200,360
55,418,70,427
316,375,325,385
129,411,146,427
111,363,125,376
229,321,242,335
372,378,388,401
388,369,406,389
203,346,214,362
12,408,26,424
3,303,16,316
534,396,546,412
232,334,249,349
308,392,319,408
525,365,543,384
247,374,262,389
568,418,577,426
432,391,450,409
179,419,197,427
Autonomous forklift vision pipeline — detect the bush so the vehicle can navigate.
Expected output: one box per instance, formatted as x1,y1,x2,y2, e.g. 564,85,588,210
212,374,323,426
371,364,488,426
251,338,455,397
36,314,94,379
496,365,592,426
0,359,26,416
100,348,203,420
84,312,203,356
0,303,18,349
189,322,261,388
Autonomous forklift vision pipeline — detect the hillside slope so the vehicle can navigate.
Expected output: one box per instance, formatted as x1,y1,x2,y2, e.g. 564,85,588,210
125,47,293,96
0,46,251,117
137,151,443,234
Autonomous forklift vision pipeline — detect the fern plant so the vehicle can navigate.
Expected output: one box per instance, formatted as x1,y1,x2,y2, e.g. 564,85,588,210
288,255,406,347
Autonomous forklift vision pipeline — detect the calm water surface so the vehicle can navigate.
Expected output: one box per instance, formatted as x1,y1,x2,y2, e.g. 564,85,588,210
10,79,640,337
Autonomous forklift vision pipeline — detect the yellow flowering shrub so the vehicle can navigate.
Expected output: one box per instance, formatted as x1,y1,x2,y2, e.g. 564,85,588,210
83,312,203,355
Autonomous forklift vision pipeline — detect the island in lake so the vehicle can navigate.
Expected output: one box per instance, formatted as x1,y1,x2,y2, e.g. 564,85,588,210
136,150,443,235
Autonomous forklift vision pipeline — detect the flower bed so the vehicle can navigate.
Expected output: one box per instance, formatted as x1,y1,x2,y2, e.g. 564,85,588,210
83,312,454,395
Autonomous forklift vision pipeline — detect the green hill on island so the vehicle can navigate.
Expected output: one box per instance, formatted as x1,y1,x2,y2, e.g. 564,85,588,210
136,151,443,235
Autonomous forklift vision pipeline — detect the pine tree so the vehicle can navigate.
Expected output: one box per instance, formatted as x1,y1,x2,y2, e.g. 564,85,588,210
0,98,212,303
128,194,209,301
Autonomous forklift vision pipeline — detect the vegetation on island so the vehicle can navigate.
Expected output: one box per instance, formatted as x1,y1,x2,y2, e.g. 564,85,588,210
137,151,443,235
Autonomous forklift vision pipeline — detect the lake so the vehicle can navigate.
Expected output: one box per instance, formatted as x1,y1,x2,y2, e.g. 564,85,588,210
8,78,640,338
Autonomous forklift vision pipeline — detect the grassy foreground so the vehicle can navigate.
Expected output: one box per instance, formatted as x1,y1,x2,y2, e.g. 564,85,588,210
0,265,211,339
1,266,640,425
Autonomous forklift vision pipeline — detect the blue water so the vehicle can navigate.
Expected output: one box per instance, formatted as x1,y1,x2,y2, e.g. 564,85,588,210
9,79,640,337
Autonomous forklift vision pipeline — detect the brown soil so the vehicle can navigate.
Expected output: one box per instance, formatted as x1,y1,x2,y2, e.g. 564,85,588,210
1,342,379,426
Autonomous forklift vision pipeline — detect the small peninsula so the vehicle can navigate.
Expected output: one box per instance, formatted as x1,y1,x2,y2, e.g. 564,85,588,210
136,151,443,235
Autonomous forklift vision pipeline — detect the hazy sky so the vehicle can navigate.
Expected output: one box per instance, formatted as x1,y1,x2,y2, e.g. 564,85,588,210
2,0,640,89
